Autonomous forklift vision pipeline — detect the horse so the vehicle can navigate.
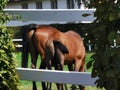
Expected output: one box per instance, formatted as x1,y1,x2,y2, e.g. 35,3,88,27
21,24,69,90
21,24,86,90
45,31,86,90
44,40,69,90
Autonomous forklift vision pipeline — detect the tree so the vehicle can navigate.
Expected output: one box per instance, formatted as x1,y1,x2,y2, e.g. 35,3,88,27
82,0,120,90
0,0,19,90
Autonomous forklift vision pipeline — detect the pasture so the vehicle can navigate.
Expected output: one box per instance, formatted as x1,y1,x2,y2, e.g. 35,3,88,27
15,52,104,90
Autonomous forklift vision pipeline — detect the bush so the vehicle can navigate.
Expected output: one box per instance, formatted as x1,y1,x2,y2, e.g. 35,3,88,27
84,1,120,90
0,0,19,90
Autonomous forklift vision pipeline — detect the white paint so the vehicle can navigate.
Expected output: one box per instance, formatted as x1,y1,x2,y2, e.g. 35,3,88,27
6,0,84,9
4,9,96,26
16,68,97,86
57,0,67,9
42,0,51,9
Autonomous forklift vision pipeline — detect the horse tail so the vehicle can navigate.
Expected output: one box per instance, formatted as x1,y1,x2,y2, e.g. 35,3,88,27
21,24,37,68
53,40,69,54
45,40,68,71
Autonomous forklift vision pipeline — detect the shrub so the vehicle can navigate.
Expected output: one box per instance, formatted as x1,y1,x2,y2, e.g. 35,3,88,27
0,0,19,90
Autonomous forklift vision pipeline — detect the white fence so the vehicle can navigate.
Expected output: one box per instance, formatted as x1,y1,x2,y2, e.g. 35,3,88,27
5,9,95,26
16,68,97,86
5,9,98,86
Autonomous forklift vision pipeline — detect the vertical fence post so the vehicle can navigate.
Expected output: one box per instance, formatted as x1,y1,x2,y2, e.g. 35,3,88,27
88,40,92,51
113,39,116,47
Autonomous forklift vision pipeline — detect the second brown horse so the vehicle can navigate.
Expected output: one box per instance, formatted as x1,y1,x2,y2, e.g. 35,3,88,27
45,31,86,90
21,24,86,90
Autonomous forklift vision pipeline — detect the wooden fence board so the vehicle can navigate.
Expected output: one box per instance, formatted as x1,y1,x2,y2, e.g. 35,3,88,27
16,68,97,86
4,9,96,26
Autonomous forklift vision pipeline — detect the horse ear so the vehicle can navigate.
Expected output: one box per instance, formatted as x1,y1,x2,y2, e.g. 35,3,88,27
53,40,69,54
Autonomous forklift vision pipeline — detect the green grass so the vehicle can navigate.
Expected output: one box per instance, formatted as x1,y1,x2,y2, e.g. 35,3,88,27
15,52,104,90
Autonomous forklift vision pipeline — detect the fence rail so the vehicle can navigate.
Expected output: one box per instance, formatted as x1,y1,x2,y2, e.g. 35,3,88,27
16,68,97,86
13,39,95,52
4,9,95,26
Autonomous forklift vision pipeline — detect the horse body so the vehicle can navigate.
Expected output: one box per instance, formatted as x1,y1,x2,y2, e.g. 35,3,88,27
32,26,70,90
64,31,86,71
62,31,86,90
51,30,86,70
45,30,86,90
33,26,59,62
22,25,63,90
22,24,86,90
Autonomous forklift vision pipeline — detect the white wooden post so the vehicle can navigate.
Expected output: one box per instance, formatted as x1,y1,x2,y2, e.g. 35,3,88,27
113,39,116,47
88,40,92,51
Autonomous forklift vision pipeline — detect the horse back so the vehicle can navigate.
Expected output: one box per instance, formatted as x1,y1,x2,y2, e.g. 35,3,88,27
64,30,85,61
65,30,84,47
33,25,60,59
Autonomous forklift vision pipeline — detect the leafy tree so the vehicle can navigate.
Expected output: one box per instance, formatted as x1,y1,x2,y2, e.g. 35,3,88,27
81,0,120,90
0,0,19,90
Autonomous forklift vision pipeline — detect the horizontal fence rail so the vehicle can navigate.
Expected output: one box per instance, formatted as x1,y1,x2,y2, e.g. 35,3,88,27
12,39,22,42
4,9,96,26
16,68,97,86
12,39,95,52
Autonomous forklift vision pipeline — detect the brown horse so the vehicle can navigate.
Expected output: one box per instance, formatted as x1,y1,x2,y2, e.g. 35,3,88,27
45,31,86,90
45,40,69,90
21,24,86,90
21,24,69,90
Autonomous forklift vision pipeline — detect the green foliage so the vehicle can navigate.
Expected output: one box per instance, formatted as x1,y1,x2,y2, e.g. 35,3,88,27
84,0,120,90
0,0,11,25
0,0,19,90
0,0,8,10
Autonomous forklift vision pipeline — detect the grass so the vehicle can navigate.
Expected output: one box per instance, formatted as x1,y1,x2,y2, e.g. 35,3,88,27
15,52,104,90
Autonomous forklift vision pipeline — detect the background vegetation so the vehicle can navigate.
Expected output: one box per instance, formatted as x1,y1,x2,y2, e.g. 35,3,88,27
82,0,120,90
0,0,19,90
1,0,120,90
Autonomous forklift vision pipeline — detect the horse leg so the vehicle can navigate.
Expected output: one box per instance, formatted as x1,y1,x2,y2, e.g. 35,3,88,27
55,49,64,90
79,64,86,90
46,62,52,90
54,65,64,90
30,52,38,90
22,41,29,68
45,40,56,90
67,64,74,90
30,57,38,90
46,60,52,90
39,61,48,90
46,63,52,90
29,40,38,90
75,58,86,90
67,64,77,90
